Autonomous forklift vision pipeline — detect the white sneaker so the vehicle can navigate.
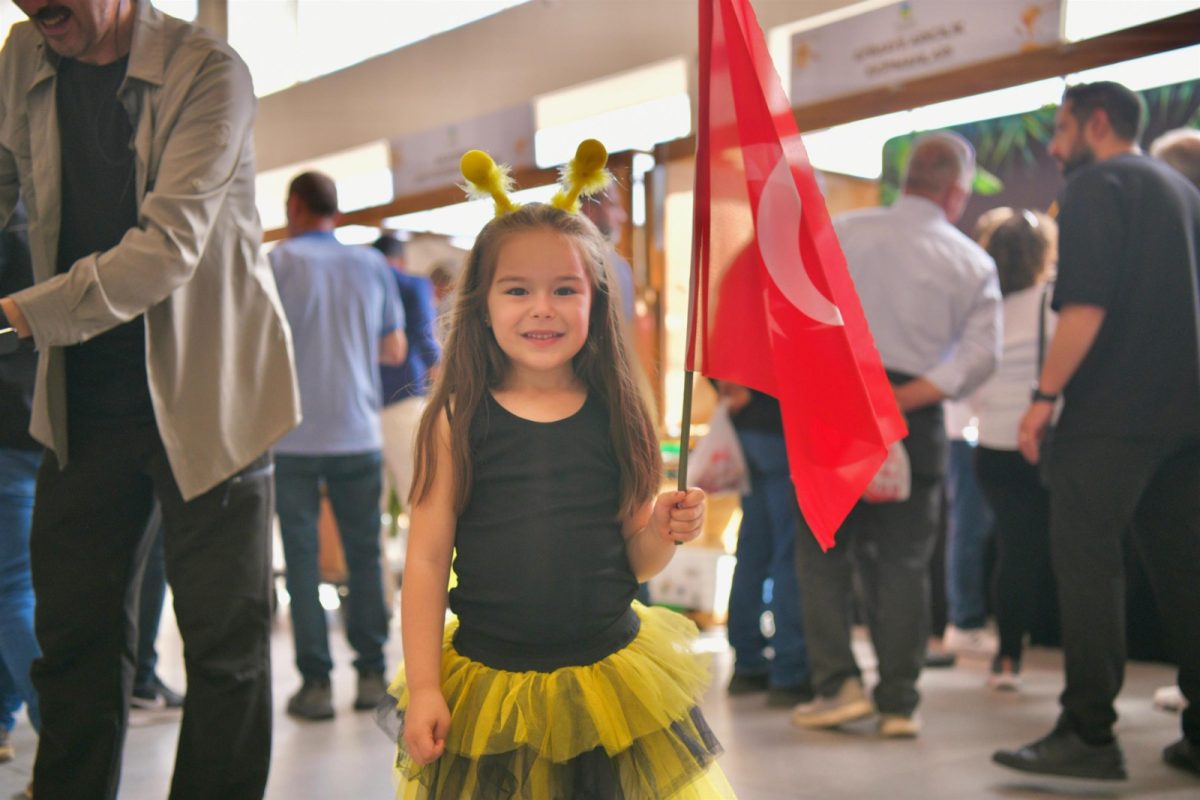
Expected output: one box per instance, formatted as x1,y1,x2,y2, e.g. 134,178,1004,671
987,656,1021,692
1154,685,1187,713
942,625,997,656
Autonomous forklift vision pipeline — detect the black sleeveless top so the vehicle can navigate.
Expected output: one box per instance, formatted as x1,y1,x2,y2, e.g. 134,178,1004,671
449,392,640,671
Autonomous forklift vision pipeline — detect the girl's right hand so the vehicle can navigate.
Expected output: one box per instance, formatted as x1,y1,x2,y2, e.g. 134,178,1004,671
404,687,451,765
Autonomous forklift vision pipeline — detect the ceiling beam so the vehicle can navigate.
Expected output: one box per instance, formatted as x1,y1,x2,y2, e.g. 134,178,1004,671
657,8,1200,163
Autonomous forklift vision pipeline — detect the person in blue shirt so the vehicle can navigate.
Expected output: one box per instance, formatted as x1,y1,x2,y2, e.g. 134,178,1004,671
372,236,442,514
270,172,406,721
581,185,636,324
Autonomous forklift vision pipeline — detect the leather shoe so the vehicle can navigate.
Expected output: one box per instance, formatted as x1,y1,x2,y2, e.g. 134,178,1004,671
1163,738,1200,776
993,728,1127,781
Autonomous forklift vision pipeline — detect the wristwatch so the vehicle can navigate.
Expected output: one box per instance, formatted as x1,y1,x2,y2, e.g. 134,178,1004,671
0,303,20,356
1030,387,1059,404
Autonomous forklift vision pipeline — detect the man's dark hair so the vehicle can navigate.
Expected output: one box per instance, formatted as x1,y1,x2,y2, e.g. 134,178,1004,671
1063,81,1146,142
372,234,405,260
288,171,338,217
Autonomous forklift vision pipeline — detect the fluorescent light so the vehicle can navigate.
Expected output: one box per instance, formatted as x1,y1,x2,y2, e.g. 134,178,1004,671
1063,0,1200,41
1068,44,1200,89
333,226,384,246
910,79,1066,131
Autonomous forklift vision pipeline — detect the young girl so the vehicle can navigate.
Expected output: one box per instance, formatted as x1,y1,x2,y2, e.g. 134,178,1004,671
384,154,736,798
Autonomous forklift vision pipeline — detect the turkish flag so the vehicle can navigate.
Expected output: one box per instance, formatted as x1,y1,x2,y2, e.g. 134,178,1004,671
687,0,907,550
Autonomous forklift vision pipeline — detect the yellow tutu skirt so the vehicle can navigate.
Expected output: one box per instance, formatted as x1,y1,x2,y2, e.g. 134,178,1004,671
384,603,737,799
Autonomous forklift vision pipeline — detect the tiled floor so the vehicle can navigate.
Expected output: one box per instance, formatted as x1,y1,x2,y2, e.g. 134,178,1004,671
1,599,1195,799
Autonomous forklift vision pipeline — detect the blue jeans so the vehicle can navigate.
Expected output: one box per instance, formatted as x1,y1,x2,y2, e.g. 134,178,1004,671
0,658,22,732
276,452,389,680
945,439,994,630
726,430,809,688
0,447,42,732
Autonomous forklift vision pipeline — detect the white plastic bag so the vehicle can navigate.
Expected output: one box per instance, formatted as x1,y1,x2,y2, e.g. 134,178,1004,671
862,440,911,504
687,401,751,495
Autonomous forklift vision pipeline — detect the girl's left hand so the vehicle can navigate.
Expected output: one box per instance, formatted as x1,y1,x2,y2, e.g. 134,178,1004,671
652,488,706,544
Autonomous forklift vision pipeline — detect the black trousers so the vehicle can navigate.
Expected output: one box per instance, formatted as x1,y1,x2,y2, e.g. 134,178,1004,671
1048,435,1200,745
795,476,941,716
29,425,274,800
974,447,1057,663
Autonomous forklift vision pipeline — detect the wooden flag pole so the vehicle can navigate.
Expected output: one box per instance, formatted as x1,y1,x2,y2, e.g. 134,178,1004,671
676,370,696,494
675,0,712,538
677,186,703,498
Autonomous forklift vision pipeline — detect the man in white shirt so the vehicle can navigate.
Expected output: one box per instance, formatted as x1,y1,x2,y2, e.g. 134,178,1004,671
791,132,1001,738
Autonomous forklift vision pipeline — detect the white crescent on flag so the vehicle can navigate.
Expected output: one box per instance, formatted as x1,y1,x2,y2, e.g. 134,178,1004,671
755,156,844,327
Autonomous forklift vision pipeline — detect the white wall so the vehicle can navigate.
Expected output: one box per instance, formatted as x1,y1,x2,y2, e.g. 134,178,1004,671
253,0,861,172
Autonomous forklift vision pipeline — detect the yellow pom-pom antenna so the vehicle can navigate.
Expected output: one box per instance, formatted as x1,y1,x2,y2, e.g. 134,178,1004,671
460,149,520,218
551,139,613,214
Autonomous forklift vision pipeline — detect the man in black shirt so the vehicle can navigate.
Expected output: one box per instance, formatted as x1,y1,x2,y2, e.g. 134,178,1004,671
994,81,1200,781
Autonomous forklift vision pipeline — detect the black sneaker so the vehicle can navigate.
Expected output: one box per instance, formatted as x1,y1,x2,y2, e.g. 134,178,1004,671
993,728,1127,781
1163,738,1200,777
0,725,13,764
354,672,388,712
131,676,185,710
287,679,334,721
727,673,769,696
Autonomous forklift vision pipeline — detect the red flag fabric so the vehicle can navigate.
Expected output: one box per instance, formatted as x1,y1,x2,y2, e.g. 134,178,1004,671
687,0,907,550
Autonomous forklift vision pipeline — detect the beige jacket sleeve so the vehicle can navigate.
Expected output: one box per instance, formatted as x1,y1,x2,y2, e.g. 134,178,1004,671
11,46,255,349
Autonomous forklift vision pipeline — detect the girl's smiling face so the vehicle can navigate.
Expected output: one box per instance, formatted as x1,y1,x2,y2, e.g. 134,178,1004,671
487,228,593,384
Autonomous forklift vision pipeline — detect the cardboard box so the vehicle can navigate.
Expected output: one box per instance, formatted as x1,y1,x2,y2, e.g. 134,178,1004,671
649,546,736,618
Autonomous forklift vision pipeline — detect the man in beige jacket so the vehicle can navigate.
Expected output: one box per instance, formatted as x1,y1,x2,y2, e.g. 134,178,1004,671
0,1,300,797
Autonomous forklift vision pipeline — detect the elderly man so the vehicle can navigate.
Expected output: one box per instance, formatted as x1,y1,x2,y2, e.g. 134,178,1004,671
995,81,1200,782
0,1,299,797
791,131,1001,738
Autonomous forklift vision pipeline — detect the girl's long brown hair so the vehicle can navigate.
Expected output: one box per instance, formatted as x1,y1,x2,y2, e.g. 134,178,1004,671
409,203,661,520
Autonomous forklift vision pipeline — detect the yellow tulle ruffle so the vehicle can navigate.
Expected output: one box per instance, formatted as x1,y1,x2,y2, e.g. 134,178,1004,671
387,602,737,799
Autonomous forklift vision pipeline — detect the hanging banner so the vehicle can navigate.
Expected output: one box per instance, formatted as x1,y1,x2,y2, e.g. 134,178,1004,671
790,0,1061,106
390,104,535,197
